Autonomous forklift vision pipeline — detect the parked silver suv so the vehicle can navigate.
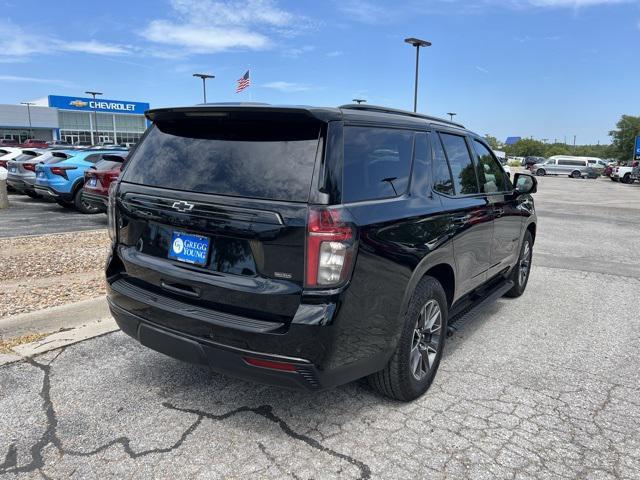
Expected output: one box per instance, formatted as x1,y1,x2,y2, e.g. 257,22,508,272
533,156,594,178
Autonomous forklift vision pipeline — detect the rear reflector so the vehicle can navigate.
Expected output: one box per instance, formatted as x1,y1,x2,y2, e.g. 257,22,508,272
243,357,297,372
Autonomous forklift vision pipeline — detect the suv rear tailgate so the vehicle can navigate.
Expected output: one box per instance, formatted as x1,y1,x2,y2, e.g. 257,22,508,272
111,108,329,332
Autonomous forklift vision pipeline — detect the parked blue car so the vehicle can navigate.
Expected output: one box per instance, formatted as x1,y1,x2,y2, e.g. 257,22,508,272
35,149,127,213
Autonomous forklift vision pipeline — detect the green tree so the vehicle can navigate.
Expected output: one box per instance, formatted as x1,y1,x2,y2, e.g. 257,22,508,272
609,115,640,161
505,138,545,157
484,134,502,150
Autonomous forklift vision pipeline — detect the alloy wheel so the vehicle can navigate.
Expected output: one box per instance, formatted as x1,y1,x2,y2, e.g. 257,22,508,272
410,300,442,381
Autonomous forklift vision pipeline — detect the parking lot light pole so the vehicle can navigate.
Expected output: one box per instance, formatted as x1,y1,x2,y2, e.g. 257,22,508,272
20,102,35,139
404,37,431,113
193,73,215,103
85,91,102,145
352,98,367,104
447,112,457,122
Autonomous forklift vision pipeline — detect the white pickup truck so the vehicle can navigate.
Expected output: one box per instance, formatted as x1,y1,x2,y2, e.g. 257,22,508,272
611,164,636,184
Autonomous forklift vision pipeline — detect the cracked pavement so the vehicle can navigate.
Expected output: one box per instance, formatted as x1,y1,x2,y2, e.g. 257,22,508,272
1,176,640,479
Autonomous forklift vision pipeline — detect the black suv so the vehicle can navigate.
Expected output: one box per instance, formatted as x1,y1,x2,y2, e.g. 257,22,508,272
106,104,537,401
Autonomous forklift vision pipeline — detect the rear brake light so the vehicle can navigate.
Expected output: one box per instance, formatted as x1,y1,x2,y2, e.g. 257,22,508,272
305,207,357,288
23,163,36,172
243,357,297,372
50,166,76,179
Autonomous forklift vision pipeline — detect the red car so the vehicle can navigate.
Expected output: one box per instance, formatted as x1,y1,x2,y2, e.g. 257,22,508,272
82,154,126,212
21,139,49,148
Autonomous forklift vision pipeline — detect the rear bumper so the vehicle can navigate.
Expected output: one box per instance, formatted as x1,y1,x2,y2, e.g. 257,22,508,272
6,178,28,192
82,190,108,212
108,299,322,390
106,263,393,391
35,185,73,202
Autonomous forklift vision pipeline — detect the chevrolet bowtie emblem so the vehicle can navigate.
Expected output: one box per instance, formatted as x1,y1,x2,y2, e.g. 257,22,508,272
171,201,195,212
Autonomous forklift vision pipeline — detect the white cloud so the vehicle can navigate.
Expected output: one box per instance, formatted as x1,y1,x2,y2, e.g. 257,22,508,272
282,45,315,58
0,19,131,61
143,21,270,53
141,0,309,55
0,75,75,87
262,81,312,92
475,65,489,74
326,50,344,57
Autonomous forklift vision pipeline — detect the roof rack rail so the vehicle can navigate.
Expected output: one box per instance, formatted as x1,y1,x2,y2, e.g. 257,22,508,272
339,104,465,128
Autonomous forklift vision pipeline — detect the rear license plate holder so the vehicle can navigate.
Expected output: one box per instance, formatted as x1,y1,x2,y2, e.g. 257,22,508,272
168,231,210,266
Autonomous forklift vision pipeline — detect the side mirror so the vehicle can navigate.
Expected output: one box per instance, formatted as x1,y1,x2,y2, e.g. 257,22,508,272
513,172,537,195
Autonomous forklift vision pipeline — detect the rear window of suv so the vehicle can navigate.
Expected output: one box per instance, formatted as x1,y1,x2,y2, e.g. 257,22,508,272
122,117,321,202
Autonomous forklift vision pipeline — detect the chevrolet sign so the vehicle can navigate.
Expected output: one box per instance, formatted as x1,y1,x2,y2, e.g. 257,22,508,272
48,95,150,115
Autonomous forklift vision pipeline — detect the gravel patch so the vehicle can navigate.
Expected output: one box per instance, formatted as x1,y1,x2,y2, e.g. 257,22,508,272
0,230,109,318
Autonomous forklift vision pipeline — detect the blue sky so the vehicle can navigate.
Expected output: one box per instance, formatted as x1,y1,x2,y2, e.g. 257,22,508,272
1,0,639,144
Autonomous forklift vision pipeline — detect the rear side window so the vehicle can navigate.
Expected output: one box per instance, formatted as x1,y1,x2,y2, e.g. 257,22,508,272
431,133,454,195
122,120,321,202
439,133,479,195
342,127,414,203
473,140,506,193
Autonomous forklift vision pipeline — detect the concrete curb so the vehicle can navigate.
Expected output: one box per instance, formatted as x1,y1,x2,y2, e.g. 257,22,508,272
0,297,119,366
0,297,110,338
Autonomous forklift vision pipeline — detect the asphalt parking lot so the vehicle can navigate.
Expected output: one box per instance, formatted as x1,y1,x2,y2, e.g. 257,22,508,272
0,195,106,238
1,176,639,479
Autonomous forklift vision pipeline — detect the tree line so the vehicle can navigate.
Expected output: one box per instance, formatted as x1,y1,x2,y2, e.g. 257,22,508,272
484,115,640,161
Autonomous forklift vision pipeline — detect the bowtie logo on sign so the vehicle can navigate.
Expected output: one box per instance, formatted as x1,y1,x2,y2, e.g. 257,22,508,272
69,100,88,108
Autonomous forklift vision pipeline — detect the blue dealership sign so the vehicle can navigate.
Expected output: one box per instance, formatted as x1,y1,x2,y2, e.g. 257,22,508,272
48,95,149,115
635,135,640,160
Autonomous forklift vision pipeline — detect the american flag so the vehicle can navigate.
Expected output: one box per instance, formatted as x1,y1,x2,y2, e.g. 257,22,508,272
236,70,250,93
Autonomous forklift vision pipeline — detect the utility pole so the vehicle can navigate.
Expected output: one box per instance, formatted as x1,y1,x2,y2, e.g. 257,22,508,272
20,102,35,139
447,112,457,122
193,73,215,103
352,98,367,104
404,38,431,112
573,135,576,148
85,91,103,145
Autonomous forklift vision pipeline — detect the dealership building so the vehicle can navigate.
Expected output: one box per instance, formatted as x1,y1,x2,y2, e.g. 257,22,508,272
0,95,150,146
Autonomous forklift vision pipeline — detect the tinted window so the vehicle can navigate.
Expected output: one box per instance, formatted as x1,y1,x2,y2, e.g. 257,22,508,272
432,133,454,195
85,154,103,164
473,140,506,193
343,127,414,203
440,133,479,195
123,120,320,202
558,159,585,166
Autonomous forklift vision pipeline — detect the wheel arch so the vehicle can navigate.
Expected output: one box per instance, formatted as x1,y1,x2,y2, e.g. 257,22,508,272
399,244,457,320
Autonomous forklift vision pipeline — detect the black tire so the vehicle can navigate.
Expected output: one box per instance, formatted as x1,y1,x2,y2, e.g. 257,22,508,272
505,230,533,298
536,168,546,176
25,190,41,199
611,177,618,182
571,170,581,179
55,199,74,209
74,187,100,214
622,173,632,184
368,276,448,401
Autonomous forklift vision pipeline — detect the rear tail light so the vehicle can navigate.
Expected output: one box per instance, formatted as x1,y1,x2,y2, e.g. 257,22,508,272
107,182,118,242
0,160,6,168
50,166,77,179
305,207,358,288
23,163,36,172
